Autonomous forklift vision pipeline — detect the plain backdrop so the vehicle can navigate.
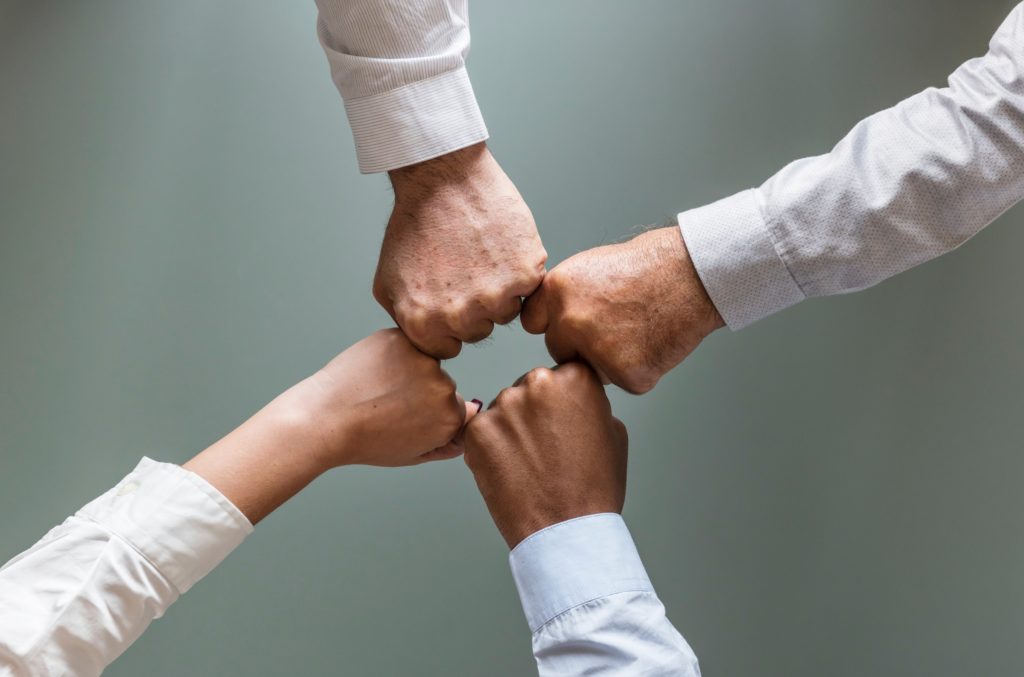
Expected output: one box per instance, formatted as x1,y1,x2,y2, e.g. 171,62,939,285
2,1,1024,675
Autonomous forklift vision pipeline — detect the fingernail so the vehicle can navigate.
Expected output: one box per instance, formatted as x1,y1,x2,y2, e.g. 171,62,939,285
471,398,484,412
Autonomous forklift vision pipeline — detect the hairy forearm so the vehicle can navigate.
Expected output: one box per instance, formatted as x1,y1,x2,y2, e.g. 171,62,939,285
387,141,492,196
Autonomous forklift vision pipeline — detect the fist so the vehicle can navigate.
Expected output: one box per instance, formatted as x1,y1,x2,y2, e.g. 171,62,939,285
302,329,477,468
521,227,724,394
463,362,628,549
376,143,548,359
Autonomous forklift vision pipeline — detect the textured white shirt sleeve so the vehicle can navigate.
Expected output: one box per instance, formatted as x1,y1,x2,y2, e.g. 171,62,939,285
509,514,701,676
315,0,489,173
680,3,1024,329
0,458,253,677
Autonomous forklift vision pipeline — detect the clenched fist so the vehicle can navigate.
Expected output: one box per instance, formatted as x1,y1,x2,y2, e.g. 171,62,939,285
376,143,548,359
184,328,478,524
299,328,475,468
521,227,725,394
463,362,628,549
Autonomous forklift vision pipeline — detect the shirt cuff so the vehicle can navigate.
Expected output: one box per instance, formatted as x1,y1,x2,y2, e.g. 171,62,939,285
76,457,254,594
343,67,489,174
679,188,806,329
509,513,653,633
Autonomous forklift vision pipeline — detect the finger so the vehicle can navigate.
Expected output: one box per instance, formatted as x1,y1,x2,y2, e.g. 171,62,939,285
453,316,495,345
510,367,539,388
418,442,464,463
372,279,396,320
612,417,629,449
551,346,609,387
490,295,523,326
592,364,612,386
395,308,463,359
544,326,579,364
552,360,600,385
407,330,462,360
454,394,484,428
420,397,483,463
520,283,549,335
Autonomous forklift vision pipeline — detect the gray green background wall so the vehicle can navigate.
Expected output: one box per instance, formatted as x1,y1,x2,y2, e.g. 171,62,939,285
2,1,1023,675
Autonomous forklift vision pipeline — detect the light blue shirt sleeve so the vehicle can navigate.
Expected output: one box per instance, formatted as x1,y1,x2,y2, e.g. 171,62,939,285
509,514,701,676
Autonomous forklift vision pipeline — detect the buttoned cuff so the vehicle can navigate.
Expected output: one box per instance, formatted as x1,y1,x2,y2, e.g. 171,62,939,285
343,67,489,174
76,457,253,594
679,188,806,329
509,513,653,633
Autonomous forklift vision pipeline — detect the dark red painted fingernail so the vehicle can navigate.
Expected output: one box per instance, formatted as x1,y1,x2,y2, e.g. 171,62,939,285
471,399,484,412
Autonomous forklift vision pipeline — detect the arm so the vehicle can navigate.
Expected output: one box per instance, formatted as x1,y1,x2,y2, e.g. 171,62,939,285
681,3,1024,329
0,329,475,676
315,1,547,358
523,5,1024,393
463,363,700,675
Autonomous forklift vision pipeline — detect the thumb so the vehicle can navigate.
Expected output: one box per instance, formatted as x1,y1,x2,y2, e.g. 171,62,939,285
520,283,550,335
418,395,483,464
453,392,483,444
454,393,483,427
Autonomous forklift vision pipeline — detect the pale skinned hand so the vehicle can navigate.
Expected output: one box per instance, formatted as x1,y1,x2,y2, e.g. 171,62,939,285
521,227,725,395
185,328,478,523
295,328,477,468
462,362,628,549
378,142,548,359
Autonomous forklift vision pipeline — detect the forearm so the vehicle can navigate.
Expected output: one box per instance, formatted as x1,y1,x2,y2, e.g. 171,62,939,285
183,380,331,525
315,0,488,172
681,5,1024,329
0,378,332,672
0,460,252,676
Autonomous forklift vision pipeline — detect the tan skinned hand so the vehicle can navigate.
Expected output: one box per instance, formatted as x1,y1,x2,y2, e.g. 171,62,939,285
521,227,724,394
463,362,628,549
377,142,548,359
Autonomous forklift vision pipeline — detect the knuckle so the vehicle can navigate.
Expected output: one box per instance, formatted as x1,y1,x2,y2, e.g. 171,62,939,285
372,281,390,308
545,267,569,294
494,385,521,408
561,361,590,380
435,368,457,393
462,320,495,344
613,418,629,445
524,367,554,387
619,370,657,395
518,263,546,290
444,298,474,324
535,246,549,270
558,309,592,337
397,306,432,337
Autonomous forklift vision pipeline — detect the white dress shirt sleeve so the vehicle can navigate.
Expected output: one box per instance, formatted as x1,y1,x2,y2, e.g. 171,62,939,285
680,3,1024,329
315,0,489,173
509,514,701,676
0,458,253,677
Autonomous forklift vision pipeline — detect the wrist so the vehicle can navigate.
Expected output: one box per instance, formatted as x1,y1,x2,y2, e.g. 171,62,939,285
387,141,492,199
183,390,332,525
500,505,621,550
647,226,725,335
278,373,359,471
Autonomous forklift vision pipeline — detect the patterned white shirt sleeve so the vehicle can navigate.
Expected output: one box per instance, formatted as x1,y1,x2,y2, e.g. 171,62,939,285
315,0,489,173
510,514,701,676
680,3,1024,329
0,458,252,677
